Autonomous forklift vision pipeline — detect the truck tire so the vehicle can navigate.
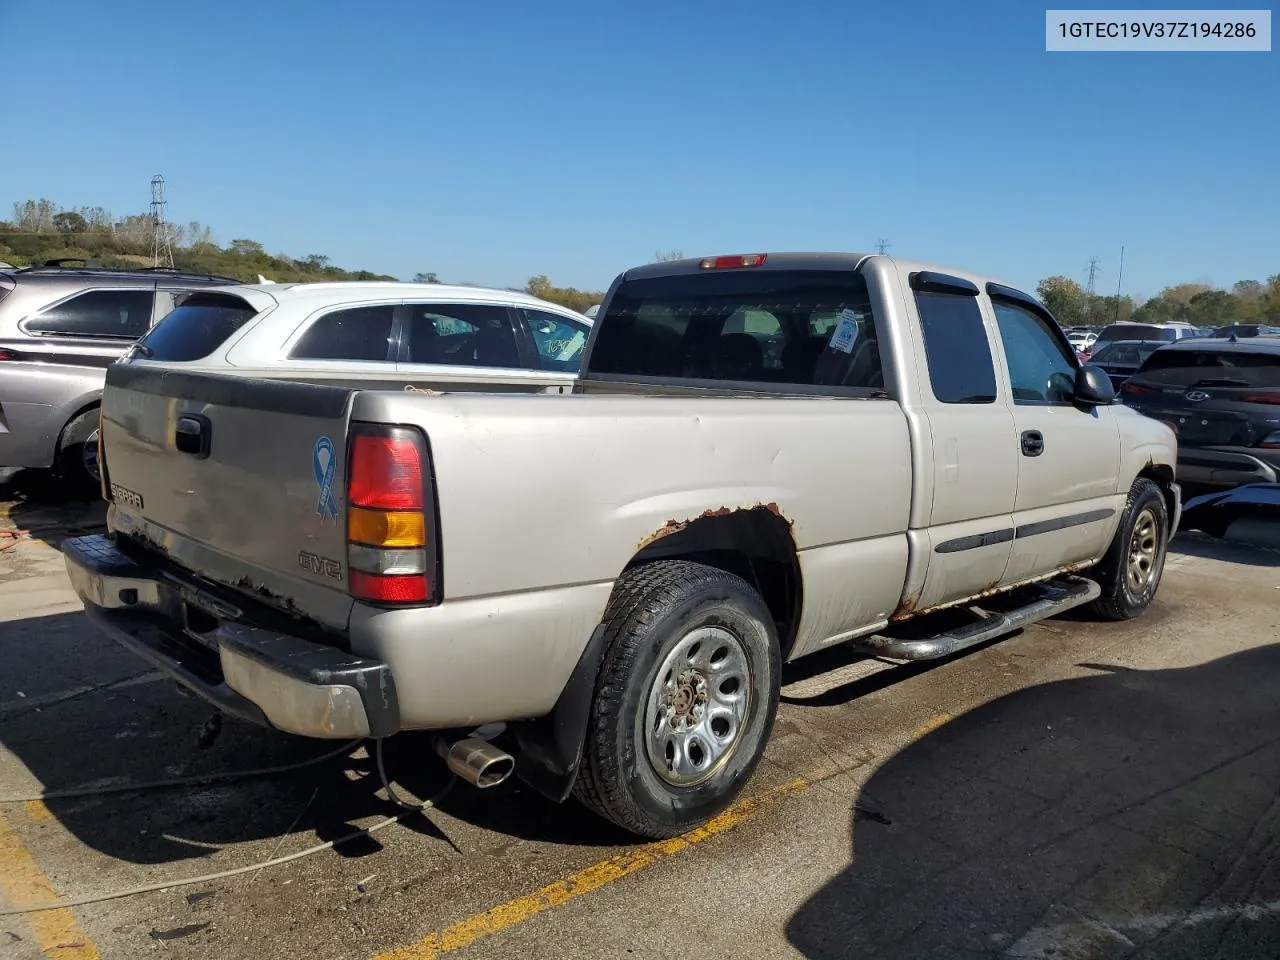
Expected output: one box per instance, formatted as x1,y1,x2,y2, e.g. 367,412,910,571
55,409,102,496
574,560,781,839
1087,478,1169,621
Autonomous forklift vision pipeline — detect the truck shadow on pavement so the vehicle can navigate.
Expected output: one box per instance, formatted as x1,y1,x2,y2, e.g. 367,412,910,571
0,468,107,551
784,643,1280,960
0,610,630,871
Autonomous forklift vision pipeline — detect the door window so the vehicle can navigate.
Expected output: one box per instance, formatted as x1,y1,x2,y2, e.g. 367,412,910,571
521,309,590,372
26,289,155,339
992,300,1077,404
404,303,521,368
915,291,997,403
291,305,396,361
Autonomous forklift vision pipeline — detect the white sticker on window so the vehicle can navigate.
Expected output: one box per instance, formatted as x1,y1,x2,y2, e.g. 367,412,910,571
828,309,859,354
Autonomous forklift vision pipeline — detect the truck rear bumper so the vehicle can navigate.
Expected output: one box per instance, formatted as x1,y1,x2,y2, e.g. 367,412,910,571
62,534,399,740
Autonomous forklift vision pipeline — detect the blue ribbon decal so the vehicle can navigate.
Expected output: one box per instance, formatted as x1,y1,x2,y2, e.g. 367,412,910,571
313,436,339,520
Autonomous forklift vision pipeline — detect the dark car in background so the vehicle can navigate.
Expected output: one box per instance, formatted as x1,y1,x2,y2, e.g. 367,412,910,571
1088,340,1165,390
1211,323,1280,339
1119,338,1280,488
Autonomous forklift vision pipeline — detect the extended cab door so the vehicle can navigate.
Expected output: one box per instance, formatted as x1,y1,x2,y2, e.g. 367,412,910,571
896,271,1019,611
984,285,1122,583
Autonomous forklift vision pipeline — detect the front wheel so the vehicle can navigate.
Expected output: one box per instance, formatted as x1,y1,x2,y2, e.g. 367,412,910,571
574,560,781,839
1088,478,1169,621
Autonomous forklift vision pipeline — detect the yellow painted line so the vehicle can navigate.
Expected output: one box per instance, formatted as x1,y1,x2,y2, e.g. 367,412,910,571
374,778,808,960
911,713,952,741
25,800,53,824
0,809,100,959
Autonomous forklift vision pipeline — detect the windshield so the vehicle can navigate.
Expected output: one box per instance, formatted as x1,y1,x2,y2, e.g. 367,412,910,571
1096,324,1178,345
1135,348,1280,387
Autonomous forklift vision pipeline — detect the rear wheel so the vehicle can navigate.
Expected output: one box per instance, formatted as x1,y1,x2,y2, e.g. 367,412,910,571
574,560,781,839
55,409,101,495
1088,478,1169,621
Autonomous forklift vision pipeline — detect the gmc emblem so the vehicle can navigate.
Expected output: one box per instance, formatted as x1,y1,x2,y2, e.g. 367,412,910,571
298,550,343,581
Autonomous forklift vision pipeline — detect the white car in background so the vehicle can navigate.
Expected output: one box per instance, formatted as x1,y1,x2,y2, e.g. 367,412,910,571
1067,330,1098,358
127,282,594,394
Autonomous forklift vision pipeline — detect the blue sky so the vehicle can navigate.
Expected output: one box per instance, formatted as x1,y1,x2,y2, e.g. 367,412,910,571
3,0,1276,299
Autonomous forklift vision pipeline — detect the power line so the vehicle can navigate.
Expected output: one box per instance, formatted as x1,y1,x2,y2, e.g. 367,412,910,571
876,238,890,255
150,175,174,269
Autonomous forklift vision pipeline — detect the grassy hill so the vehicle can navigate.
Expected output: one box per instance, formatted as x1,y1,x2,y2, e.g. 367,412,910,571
1,199,607,314
1,199,396,282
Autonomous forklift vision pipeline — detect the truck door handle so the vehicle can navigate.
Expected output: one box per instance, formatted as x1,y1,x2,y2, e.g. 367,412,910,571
174,415,211,458
1020,430,1044,457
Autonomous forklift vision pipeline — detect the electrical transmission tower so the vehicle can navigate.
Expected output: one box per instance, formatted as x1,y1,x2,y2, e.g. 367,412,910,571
1085,256,1101,323
876,238,891,255
150,175,174,269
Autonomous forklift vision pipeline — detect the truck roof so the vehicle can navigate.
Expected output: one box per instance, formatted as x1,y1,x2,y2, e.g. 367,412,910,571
618,252,1031,300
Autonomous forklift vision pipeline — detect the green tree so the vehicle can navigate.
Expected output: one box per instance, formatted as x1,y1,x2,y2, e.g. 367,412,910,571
1186,289,1236,327
1036,276,1088,327
229,238,265,257
1159,283,1214,308
525,275,603,312
52,211,88,234
413,271,440,283
1092,294,1135,326
1132,296,1183,324
653,249,684,262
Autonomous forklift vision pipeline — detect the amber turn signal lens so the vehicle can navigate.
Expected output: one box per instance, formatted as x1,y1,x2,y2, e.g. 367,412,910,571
347,507,425,548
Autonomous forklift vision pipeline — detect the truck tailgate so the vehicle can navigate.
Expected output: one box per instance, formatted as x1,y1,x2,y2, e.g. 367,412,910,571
100,364,358,631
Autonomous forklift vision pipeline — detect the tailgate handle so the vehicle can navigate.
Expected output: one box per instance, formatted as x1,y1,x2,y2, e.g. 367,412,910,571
174,415,211,458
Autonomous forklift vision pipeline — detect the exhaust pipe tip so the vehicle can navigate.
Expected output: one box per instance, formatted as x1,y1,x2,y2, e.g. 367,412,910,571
435,735,515,789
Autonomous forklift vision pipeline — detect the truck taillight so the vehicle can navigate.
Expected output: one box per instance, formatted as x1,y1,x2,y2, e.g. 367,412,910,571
346,426,440,606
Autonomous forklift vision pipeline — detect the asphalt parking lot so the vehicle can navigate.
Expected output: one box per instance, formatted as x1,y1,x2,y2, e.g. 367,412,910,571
2,476,1279,960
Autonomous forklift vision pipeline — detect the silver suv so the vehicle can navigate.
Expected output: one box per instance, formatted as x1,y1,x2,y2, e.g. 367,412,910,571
0,261,241,490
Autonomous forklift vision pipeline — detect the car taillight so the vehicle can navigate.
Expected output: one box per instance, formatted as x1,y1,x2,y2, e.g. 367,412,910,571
345,425,439,605
1240,392,1280,405
1120,381,1154,396
0,349,18,361
698,254,767,269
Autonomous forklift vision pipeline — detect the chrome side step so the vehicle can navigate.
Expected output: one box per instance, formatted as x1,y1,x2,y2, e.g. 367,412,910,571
850,576,1101,662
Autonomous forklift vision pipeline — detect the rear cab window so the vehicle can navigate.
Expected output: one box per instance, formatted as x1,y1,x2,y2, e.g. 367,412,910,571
589,268,885,392
135,292,259,362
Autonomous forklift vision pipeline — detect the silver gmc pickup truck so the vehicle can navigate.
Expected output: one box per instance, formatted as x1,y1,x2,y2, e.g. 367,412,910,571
63,253,1180,838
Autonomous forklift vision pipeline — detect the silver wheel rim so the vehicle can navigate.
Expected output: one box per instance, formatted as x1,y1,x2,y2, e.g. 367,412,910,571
1126,507,1159,593
643,625,751,787
83,428,101,484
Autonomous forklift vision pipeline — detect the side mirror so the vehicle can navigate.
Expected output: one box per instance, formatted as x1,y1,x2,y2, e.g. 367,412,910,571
1074,364,1116,406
